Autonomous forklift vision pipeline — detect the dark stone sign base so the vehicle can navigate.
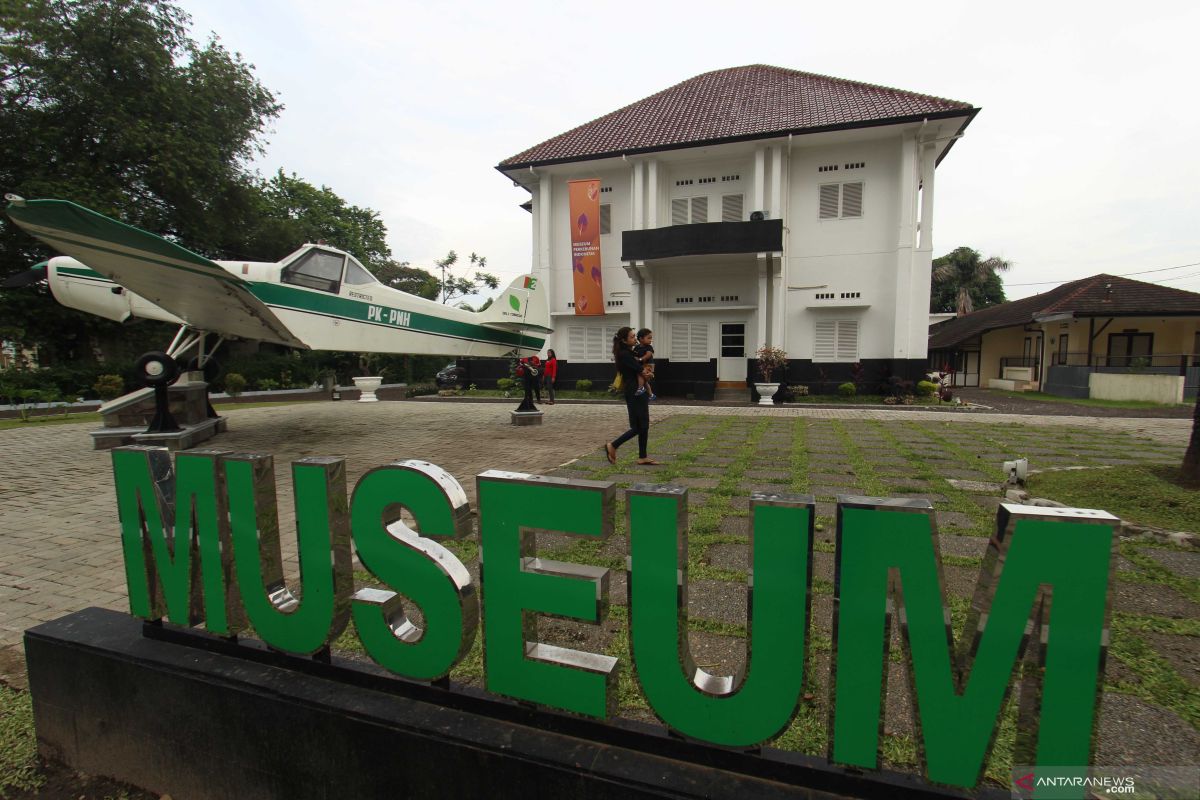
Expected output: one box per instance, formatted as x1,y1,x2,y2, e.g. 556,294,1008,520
25,609,1004,800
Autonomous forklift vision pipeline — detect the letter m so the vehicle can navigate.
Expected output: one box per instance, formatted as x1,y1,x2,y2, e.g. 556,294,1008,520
830,499,1116,789
112,447,243,633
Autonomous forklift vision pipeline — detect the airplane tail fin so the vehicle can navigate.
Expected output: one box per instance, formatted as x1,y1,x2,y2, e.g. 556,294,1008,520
476,273,552,334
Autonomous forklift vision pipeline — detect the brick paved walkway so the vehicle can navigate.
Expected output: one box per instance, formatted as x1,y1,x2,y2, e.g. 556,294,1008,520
0,400,1190,685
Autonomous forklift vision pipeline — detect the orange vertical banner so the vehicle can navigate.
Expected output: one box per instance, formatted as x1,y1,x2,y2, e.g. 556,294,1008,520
568,179,604,315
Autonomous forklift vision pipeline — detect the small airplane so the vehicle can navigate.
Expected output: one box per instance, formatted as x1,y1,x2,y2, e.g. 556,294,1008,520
3,196,551,371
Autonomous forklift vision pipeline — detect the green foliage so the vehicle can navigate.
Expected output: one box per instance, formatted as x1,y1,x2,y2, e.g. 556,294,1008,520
837,382,856,397
916,380,938,397
754,345,788,382
930,247,1010,315
432,250,498,307
496,378,515,392
256,378,279,391
1030,465,1199,532
576,378,593,392
92,374,125,400
223,372,246,396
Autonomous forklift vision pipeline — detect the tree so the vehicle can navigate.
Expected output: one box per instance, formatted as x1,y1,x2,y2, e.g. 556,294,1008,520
930,247,1011,316
1184,395,1200,484
433,250,498,308
0,0,281,361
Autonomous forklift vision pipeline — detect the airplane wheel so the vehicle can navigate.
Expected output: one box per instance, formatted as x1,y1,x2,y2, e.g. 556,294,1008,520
135,351,180,387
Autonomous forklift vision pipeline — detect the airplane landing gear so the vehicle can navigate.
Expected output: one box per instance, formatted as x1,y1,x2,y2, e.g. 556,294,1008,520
135,350,181,433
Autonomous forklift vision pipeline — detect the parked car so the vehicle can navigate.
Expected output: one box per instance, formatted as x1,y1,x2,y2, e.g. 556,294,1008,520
435,363,467,388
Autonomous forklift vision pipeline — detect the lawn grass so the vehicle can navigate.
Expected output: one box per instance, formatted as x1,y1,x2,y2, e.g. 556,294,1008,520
987,389,1189,410
1029,465,1200,531
0,683,41,796
0,399,318,432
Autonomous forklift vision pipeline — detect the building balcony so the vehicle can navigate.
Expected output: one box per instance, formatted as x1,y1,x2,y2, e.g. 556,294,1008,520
621,219,783,262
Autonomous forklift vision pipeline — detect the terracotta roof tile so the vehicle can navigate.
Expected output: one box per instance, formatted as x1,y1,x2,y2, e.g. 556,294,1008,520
499,65,975,168
929,274,1200,349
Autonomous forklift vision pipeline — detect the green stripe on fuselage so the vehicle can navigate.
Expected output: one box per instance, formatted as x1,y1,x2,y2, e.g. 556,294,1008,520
249,282,544,350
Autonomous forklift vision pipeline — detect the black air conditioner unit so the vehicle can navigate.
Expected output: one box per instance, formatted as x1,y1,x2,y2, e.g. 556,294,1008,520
750,211,765,221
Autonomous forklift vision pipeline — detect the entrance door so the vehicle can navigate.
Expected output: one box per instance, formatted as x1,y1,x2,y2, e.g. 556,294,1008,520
719,322,747,381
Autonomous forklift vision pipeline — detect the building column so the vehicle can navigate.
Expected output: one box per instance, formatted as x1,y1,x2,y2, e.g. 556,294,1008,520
538,177,552,277
771,257,784,346
643,270,656,337
757,256,769,349
769,146,783,218
631,160,644,230
753,148,766,216
623,265,642,330
646,160,658,228
892,133,918,360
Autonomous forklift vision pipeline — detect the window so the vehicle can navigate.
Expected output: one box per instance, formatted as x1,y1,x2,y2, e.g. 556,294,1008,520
818,182,864,220
281,249,345,293
599,203,612,235
1057,334,1069,365
813,319,859,361
721,194,744,222
566,325,623,362
343,259,378,286
670,197,709,225
1107,331,1152,366
720,323,745,358
670,322,708,361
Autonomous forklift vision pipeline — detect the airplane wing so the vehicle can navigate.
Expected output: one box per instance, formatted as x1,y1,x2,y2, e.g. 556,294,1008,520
5,198,306,348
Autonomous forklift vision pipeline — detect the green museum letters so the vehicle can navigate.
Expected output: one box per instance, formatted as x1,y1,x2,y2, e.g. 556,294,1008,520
111,447,1117,791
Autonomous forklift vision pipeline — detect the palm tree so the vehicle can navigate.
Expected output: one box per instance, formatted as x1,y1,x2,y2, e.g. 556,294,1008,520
932,247,1012,316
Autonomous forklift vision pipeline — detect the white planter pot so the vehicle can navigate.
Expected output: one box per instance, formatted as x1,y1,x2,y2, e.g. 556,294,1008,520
353,376,383,403
754,382,779,406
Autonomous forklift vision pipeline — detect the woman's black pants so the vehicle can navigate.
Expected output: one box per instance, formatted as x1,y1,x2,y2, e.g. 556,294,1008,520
612,392,650,458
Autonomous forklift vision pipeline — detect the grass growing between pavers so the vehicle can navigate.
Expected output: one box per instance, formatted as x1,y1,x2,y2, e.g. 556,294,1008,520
1029,465,1200,532
317,413,1196,789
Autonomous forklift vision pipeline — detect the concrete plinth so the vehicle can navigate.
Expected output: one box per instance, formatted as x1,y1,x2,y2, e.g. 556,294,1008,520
510,410,544,426
24,608,996,800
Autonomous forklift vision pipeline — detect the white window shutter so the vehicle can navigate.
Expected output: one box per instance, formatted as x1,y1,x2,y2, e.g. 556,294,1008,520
568,327,586,361
670,323,690,360
690,323,708,359
721,194,743,222
841,182,863,218
836,320,859,360
819,184,840,219
691,196,708,224
671,198,688,225
814,320,836,360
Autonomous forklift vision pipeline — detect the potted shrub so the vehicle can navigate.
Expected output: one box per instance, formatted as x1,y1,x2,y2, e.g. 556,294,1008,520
753,346,788,406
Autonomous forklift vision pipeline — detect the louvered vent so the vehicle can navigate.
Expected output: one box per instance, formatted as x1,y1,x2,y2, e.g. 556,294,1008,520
670,323,690,360
721,194,743,222
842,183,863,218
819,184,840,219
671,198,688,225
599,203,611,234
691,196,708,224
814,320,837,360
691,324,707,358
836,320,859,359
670,322,708,360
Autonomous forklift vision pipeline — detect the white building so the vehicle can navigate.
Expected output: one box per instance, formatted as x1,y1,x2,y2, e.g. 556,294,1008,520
496,65,978,396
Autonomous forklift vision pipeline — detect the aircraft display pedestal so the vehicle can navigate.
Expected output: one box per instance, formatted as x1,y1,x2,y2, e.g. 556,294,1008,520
510,410,544,426
91,371,221,450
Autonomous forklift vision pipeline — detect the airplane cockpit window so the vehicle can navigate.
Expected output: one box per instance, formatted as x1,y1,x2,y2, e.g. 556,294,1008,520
343,259,378,286
281,249,345,293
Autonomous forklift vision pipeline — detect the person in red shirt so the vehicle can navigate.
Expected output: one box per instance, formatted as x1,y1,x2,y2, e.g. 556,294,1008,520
543,349,558,404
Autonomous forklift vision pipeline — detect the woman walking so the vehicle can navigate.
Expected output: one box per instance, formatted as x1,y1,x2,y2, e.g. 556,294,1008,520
604,327,658,466
543,349,558,404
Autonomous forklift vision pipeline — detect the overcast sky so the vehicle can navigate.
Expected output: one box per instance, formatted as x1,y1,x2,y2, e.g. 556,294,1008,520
180,0,1200,302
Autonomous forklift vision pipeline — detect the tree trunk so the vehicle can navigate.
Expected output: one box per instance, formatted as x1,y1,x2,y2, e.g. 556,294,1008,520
1183,391,1200,483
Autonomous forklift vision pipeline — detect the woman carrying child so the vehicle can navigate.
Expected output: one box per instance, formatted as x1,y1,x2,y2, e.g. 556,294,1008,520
603,327,658,466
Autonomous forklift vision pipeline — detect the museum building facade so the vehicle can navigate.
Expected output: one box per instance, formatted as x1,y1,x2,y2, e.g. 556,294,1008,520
496,65,978,396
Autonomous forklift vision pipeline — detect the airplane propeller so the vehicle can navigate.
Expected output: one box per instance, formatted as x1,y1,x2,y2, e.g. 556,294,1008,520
1,261,48,288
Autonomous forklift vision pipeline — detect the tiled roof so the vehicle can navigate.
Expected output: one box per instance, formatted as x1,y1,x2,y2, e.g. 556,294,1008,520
499,65,976,168
929,274,1200,349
